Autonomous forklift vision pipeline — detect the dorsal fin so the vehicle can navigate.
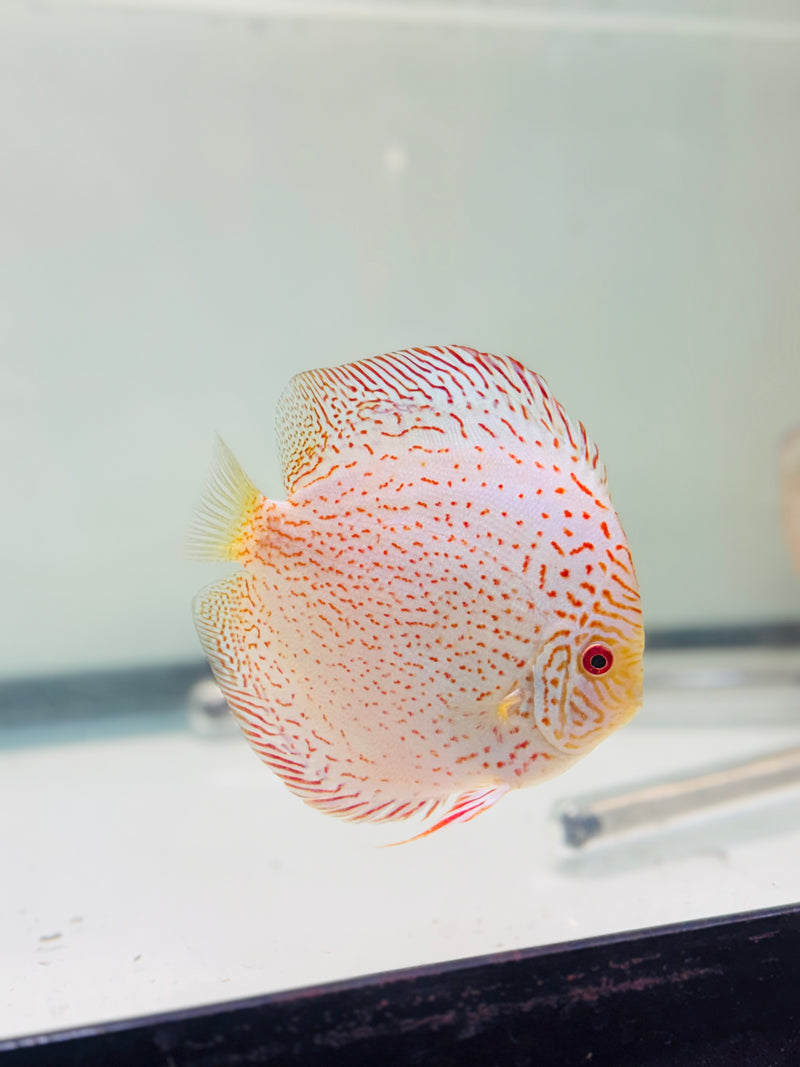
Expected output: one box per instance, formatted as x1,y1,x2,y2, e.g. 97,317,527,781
275,345,606,496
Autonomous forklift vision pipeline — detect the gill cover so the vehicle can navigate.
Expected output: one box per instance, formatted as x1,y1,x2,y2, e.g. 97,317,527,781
532,630,609,753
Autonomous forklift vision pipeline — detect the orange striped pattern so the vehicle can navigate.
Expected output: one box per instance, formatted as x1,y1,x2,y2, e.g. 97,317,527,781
192,346,643,838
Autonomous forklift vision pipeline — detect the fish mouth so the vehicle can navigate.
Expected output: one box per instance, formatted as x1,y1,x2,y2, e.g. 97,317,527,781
605,642,644,731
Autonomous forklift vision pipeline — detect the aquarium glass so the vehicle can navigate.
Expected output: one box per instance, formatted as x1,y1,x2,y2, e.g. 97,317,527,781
1,0,799,1043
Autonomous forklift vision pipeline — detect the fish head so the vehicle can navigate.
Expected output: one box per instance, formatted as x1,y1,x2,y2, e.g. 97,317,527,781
531,566,644,755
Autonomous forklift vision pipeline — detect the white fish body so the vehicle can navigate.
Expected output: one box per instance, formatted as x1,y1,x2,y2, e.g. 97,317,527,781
190,346,644,836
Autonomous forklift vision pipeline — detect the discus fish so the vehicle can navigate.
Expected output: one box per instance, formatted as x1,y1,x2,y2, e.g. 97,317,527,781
190,345,643,838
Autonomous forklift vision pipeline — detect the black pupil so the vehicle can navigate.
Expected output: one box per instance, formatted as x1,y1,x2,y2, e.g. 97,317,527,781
590,653,608,670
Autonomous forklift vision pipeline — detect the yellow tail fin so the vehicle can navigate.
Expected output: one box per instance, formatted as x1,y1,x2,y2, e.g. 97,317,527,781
187,436,263,562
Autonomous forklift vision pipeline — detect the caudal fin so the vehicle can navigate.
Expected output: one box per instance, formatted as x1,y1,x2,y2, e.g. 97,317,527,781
187,436,264,561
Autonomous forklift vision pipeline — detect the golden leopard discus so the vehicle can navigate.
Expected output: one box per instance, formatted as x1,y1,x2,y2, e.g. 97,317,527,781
189,346,644,838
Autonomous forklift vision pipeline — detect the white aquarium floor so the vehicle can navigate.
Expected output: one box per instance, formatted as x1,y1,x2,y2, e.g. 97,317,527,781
2,657,800,1042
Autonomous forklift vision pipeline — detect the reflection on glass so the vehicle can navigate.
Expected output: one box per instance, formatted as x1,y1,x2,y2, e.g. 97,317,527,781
782,427,800,576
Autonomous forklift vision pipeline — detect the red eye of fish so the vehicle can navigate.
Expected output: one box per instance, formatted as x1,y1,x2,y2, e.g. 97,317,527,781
581,643,613,676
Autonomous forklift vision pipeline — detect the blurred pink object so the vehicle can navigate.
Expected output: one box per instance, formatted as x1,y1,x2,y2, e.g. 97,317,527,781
781,427,800,575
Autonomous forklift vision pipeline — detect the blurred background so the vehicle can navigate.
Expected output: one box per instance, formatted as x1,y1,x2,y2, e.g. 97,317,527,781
2,0,799,680
2,0,800,1046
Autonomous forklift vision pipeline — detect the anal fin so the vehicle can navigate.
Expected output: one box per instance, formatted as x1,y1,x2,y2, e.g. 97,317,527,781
390,785,510,844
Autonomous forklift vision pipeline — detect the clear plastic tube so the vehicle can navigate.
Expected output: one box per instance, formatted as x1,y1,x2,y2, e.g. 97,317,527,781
554,745,800,848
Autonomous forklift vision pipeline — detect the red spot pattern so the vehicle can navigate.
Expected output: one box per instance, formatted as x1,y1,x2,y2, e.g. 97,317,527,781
193,346,643,838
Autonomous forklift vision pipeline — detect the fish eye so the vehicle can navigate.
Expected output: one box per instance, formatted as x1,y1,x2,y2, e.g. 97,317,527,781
581,643,613,676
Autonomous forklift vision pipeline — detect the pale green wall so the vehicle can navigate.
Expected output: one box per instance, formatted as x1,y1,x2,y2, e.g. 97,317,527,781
2,1,799,677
